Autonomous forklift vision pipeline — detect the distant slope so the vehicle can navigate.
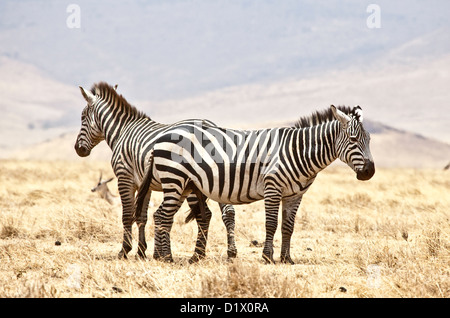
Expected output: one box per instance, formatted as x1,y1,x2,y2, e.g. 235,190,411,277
7,120,450,169
1,1,449,101
138,53,450,144
1,51,450,159
7,132,112,162
0,56,80,152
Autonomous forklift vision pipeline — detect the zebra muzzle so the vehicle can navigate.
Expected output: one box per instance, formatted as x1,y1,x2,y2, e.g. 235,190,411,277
74,143,91,157
356,160,375,181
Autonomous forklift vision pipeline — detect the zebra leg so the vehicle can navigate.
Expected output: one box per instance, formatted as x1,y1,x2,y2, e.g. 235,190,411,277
117,178,136,259
136,190,151,259
154,190,186,262
219,203,237,260
187,195,212,263
153,204,164,260
262,180,282,264
280,196,302,264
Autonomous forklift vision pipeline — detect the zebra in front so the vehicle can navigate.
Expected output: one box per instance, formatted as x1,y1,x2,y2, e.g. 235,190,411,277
136,105,375,264
74,82,237,261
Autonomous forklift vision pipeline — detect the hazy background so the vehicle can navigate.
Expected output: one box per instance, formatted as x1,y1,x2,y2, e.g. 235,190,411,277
0,0,449,166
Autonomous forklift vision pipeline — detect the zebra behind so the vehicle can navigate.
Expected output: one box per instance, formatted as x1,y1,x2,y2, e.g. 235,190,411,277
74,82,237,261
136,105,375,264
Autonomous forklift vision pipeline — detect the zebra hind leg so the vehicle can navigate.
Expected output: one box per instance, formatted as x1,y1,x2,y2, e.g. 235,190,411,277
136,190,151,259
153,204,166,261
153,190,186,263
153,210,173,262
280,196,302,265
188,201,212,264
219,203,237,260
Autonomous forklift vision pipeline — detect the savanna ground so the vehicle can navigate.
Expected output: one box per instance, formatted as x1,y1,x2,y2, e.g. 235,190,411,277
0,160,448,298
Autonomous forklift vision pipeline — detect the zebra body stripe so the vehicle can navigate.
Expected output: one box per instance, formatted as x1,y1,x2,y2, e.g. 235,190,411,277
75,83,238,261
136,105,375,264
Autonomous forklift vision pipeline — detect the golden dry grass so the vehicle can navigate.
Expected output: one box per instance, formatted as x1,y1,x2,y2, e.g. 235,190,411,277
0,160,449,298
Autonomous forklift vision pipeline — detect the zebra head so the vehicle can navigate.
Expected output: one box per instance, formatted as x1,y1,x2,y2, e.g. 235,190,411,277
331,105,375,181
74,86,104,157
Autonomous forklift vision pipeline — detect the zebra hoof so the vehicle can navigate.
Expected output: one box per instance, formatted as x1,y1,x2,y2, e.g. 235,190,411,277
154,253,174,263
118,250,128,260
188,253,204,264
280,256,295,265
262,254,275,265
163,255,174,263
137,251,147,259
227,249,238,259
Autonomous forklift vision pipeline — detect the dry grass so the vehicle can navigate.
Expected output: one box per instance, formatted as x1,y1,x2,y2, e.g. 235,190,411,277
0,160,449,298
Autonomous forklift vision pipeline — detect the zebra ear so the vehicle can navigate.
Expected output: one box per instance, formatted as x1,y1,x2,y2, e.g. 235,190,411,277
353,105,364,123
79,86,95,104
331,105,351,127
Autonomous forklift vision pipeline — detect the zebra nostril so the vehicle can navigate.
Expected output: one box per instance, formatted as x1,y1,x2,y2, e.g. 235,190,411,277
74,142,90,157
357,160,375,180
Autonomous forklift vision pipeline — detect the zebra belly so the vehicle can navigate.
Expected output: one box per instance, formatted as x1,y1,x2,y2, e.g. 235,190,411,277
201,190,264,205
192,176,265,205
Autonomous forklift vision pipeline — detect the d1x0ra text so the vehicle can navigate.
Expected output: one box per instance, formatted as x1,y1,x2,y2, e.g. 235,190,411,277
180,302,269,314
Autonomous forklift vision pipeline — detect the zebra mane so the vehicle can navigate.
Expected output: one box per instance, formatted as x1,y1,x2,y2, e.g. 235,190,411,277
294,106,358,128
90,82,149,119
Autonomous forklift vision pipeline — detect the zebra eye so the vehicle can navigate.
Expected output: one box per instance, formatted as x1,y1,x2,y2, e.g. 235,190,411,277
349,136,358,143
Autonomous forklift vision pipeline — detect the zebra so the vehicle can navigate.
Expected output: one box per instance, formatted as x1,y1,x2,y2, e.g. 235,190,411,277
136,105,375,264
74,82,237,261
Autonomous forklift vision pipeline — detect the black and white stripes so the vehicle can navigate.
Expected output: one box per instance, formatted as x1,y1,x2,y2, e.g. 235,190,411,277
74,82,237,261
136,105,375,263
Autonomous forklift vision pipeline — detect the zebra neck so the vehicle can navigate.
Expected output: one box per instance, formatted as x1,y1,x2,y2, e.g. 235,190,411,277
291,121,339,177
96,103,140,150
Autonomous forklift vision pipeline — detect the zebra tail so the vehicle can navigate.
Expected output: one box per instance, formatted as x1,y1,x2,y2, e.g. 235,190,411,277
184,209,197,223
185,208,197,224
184,183,207,224
135,153,154,220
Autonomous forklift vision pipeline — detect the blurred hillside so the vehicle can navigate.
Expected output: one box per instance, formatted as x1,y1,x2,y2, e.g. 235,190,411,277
1,1,449,167
6,118,450,169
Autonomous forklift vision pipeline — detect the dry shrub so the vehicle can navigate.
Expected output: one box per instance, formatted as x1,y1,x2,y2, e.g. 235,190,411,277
199,260,299,298
1,162,449,298
0,216,22,239
423,229,442,258
0,280,57,298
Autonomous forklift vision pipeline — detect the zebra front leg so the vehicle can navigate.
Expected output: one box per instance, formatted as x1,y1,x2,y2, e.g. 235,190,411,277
280,196,302,264
262,181,282,264
117,181,136,259
219,203,237,260
118,224,132,259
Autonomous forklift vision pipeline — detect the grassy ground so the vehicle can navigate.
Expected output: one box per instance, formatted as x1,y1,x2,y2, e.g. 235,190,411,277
0,160,448,298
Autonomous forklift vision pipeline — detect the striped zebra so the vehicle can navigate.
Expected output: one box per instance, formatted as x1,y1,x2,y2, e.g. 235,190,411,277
136,105,375,264
74,82,237,261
